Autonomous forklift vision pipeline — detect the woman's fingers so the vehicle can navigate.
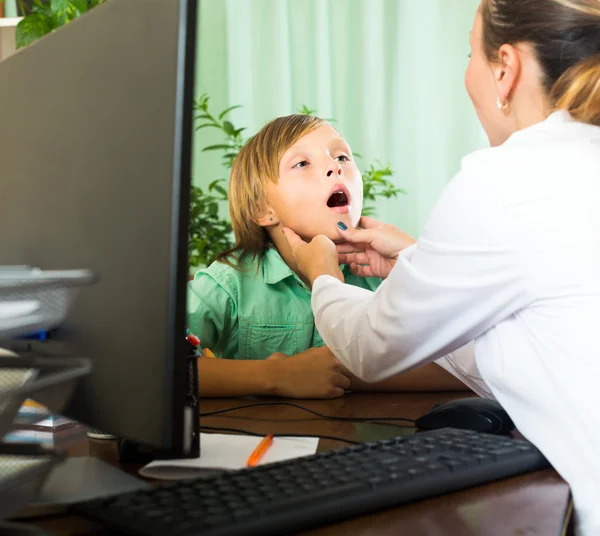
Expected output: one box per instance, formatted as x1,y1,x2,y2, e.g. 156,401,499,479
350,262,374,278
358,216,382,229
339,251,370,266
336,242,362,254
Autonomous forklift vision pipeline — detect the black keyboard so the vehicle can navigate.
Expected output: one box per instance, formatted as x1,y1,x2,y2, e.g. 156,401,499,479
73,428,549,536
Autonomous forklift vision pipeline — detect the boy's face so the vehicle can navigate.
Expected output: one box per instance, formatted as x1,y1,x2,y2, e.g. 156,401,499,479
263,124,363,242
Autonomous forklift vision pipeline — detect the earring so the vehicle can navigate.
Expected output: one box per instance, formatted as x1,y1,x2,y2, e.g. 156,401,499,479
269,217,273,222
496,96,510,114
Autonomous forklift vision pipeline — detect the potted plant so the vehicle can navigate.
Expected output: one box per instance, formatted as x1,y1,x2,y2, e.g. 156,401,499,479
15,0,105,49
189,94,405,271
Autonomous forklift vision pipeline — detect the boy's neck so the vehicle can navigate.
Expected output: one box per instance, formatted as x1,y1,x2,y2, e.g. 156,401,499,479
268,226,312,288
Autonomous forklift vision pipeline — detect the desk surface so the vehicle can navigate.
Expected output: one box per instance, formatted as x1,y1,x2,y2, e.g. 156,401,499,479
27,392,572,536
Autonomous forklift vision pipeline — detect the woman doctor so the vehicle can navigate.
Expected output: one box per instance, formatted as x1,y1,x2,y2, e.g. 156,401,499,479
283,1,600,535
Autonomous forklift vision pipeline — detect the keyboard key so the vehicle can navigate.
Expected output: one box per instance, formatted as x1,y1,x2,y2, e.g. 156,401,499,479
260,482,372,514
490,448,519,460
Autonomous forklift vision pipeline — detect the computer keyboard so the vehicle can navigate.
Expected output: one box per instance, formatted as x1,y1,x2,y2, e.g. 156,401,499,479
73,428,549,536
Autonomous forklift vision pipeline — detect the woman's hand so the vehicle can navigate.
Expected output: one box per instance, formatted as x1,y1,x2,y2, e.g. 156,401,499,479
267,346,351,399
336,216,416,279
282,228,344,287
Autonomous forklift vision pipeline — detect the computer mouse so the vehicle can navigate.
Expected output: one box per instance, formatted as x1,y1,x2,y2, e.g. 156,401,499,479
415,397,515,434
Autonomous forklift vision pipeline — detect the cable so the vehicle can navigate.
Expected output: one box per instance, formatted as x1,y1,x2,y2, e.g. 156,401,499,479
200,401,415,424
199,425,361,445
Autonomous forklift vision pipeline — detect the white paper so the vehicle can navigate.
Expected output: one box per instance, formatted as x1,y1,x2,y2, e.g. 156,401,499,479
139,433,319,480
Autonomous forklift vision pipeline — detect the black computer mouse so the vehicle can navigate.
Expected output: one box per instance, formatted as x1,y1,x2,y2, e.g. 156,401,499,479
415,397,515,434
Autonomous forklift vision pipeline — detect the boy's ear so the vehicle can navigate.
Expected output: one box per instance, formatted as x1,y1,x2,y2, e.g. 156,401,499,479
255,209,280,227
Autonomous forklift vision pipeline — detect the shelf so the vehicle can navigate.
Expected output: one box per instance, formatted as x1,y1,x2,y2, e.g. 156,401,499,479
0,17,22,28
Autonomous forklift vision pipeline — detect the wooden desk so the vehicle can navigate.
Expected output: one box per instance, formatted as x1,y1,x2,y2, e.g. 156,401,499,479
25,392,572,536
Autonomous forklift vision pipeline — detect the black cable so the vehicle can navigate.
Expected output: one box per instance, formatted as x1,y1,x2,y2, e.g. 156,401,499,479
199,425,361,445
200,401,415,424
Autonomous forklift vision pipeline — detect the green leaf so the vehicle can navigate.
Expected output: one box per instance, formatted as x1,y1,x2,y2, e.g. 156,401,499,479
218,105,242,120
38,0,88,28
212,185,228,198
71,0,88,13
16,13,53,48
208,179,225,190
194,93,210,110
30,0,52,16
195,123,219,131
362,206,375,217
202,144,233,152
298,105,317,116
222,121,235,136
51,11,67,28
50,0,80,22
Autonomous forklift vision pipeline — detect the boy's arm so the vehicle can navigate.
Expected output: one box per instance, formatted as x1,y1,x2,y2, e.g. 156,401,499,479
344,362,471,392
197,358,278,398
343,343,483,393
189,275,351,399
198,357,468,398
198,346,351,399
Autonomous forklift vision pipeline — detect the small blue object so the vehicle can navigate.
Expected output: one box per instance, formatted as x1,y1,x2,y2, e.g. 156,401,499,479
17,330,49,341
337,222,348,231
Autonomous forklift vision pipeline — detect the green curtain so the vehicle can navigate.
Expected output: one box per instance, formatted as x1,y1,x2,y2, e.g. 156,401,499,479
5,0,486,237
4,0,17,16
194,0,487,237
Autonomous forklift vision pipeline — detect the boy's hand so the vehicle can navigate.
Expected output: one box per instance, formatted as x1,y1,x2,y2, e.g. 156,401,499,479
267,346,351,399
282,228,344,286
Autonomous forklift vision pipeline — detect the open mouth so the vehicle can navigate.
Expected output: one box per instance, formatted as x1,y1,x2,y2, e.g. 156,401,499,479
327,185,350,209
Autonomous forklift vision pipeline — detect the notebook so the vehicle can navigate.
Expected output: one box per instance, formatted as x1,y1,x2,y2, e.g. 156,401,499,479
139,433,319,480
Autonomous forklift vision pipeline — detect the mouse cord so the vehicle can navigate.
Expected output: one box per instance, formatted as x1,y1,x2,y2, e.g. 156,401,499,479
200,401,415,425
199,425,361,445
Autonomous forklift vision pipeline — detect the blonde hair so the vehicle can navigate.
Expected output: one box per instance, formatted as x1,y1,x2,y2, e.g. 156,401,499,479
481,0,600,126
216,114,327,268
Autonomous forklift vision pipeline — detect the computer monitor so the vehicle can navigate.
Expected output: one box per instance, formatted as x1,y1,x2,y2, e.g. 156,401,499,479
0,0,198,457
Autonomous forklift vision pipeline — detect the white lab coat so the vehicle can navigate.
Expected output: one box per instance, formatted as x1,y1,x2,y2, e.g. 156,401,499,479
312,111,600,536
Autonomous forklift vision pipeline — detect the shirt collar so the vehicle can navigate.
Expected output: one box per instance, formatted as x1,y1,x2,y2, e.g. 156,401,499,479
502,110,574,148
262,246,352,286
262,247,297,285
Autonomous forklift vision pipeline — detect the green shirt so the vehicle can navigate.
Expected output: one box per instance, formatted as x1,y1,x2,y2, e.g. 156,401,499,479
187,247,380,360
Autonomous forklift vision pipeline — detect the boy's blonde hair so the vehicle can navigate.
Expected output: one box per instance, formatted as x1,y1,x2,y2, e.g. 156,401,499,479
217,114,327,268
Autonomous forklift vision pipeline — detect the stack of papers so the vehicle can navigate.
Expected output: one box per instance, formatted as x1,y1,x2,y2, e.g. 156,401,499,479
139,433,319,480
